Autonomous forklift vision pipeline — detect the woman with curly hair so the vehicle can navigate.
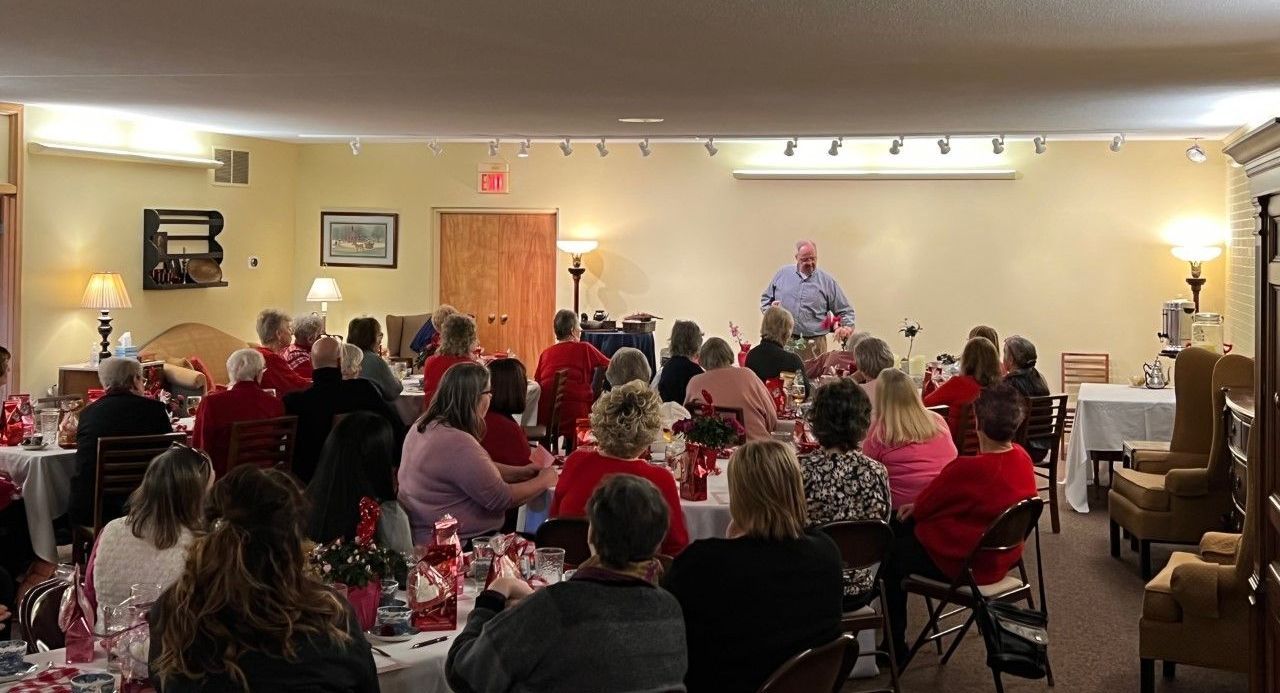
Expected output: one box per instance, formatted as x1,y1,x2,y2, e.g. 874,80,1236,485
420,313,480,407
550,381,689,556
147,465,378,692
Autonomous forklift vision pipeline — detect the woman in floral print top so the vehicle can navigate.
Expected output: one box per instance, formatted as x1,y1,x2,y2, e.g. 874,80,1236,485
798,378,891,608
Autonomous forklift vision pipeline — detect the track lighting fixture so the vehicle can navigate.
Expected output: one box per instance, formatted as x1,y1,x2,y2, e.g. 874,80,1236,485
1110,134,1125,153
991,135,1005,155
427,139,443,156
889,137,903,155
937,135,951,155
704,138,719,157
1186,139,1207,163
488,139,500,157
349,137,361,156
517,139,531,158
1033,135,1047,154
597,138,609,157
784,138,797,157
639,138,652,157
828,137,843,156
559,138,573,156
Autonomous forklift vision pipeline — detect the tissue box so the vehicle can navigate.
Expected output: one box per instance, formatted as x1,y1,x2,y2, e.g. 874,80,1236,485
113,346,140,359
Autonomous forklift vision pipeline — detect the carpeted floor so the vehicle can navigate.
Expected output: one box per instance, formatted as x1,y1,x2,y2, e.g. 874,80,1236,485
848,493,1248,693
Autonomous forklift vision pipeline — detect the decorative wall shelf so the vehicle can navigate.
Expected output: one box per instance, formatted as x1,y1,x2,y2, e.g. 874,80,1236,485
142,209,228,290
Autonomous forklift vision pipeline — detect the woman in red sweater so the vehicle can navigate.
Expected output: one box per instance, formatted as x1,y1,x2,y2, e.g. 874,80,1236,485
882,383,1037,660
481,358,534,466
551,381,689,556
922,335,1002,434
421,313,479,408
534,309,610,440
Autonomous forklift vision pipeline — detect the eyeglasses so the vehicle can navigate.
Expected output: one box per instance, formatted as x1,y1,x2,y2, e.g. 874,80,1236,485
170,441,214,468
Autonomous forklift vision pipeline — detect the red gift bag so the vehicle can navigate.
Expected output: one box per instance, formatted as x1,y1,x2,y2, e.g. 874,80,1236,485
408,548,458,632
58,566,96,663
678,444,715,502
346,581,379,631
764,378,787,417
483,533,535,589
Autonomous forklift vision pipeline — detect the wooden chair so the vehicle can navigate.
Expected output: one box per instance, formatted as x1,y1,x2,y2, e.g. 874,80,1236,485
1019,395,1070,533
226,416,299,473
950,402,979,456
534,369,569,452
757,634,859,693
819,520,901,693
17,576,72,653
926,404,949,420
71,432,186,568
534,517,591,567
902,498,1051,690
1060,352,1113,488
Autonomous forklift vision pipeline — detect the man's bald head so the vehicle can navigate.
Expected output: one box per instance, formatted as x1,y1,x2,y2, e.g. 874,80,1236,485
312,336,342,369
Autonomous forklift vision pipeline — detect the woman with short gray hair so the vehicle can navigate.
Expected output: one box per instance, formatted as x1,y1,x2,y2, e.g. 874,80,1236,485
285,314,325,378
534,309,610,441
252,308,310,396
225,348,266,384
1002,335,1051,463
683,338,777,442
657,320,705,403
605,347,652,388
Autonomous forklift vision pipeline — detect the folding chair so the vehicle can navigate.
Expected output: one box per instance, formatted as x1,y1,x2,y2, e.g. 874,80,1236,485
17,576,72,653
534,516,591,567
819,520,901,693
757,634,859,693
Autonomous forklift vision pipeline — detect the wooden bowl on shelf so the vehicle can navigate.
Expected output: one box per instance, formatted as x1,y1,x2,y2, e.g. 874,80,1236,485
187,259,223,284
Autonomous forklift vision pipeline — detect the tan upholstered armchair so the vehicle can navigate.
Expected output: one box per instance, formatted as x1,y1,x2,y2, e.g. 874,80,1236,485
1137,426,1255,692
385,313,432,361
1109,353,1252,579
1126,347,1219,474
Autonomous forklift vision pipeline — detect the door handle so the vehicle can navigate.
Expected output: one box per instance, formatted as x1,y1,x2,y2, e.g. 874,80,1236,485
488,314,496,324
500,314,509,325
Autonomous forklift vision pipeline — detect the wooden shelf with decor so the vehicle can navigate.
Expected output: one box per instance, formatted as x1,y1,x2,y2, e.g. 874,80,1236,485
142,208,228,290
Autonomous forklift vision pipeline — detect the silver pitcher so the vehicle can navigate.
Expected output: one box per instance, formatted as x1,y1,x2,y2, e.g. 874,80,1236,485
1143,358,1170,389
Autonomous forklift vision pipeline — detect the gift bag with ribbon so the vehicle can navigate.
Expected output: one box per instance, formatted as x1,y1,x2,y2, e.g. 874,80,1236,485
57,399,84,449
1,397,26,446
764,378,788,417
483,533,536,589
57,567,96,664
431,514,465,594
408,548,458,631
676,443,714,502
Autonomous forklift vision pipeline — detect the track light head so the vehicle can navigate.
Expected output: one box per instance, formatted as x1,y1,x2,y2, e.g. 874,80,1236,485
349,137,361,156
991,135,1005,155
937,135,951,155
889,137,903,155
517,139,530,158
704,137,719,156
597,138,609,157
427,139,443,156
559,138,573,156
1110,134,1125,153
1186,139,1207,163
784,138,796,157
488,139,500,157
828,137,843,157
639,138,652,157
1033,135,1047,154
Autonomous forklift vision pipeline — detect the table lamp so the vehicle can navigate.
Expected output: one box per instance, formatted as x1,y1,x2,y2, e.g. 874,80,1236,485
1171,245,1222,312
306,276,343,330
556,240,598,316
81,272,131,360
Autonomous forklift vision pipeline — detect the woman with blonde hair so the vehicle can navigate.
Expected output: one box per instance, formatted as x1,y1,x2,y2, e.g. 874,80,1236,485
339,343,364,380
684,337,777,442
745,306,805,385
420,313,479,407
665,440,843,692
148,465,378,691
551,381,688,556
864,369,957,508
924,336,1002,434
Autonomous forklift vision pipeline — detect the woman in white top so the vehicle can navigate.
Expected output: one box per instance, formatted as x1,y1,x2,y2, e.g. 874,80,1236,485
84,444,212,618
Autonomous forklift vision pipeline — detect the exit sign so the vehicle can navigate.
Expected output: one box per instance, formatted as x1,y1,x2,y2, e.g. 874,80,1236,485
478,162,509,194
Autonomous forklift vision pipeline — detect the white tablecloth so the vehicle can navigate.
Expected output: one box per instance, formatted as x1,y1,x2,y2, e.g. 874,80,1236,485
0,445,78,564
397,380,541,427
1063,383,1177,513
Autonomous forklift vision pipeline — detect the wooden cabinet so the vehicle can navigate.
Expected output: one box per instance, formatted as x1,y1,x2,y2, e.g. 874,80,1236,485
1224,388,1254,532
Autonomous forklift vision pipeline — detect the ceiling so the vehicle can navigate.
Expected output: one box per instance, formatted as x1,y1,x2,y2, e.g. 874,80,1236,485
3,0,1280,141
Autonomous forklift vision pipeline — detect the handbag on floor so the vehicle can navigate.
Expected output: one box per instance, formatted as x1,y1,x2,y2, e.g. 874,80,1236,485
975,598,1050,679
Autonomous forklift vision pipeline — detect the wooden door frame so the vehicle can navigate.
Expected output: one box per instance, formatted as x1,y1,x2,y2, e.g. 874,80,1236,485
0,102,23,394
431,207,560,308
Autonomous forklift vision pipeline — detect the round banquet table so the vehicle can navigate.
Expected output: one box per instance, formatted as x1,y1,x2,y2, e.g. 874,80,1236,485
398,378,541,427
0,444,79,564
580,331,657,377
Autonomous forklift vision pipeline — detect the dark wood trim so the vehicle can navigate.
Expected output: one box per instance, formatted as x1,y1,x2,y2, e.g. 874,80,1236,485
319,210,399,269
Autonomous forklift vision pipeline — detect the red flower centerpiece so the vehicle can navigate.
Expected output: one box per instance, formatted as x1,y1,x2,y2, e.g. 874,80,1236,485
729,321,751,367
671,391,746,501
309,497,408,631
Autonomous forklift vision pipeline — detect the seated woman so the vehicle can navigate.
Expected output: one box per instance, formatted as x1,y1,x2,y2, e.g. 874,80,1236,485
551,381,689,556
284,313,324,378
665,440,843,693
923,336,1002,434
347,317,402,402
447,475,687,692
421,314,480,407
798,379,891,608
853,336,895,407
340,343,364,380
480,358,536,466
85,445,211,619
684,338,777,442
1002,335,1052,463
410,304,457,360
192,348,285,475
863,369,957,509
253,308,311,396
148,465,378,692
656,320,704,403
305,412,412,555
399,362,557,542
534,309,610,440
745,306,805,384
969,324,1000,350
604,346,651,389
804,331,870,380
882,385,1038,658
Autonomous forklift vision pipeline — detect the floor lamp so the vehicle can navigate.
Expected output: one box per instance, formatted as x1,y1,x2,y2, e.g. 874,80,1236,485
1171,245,1221,312
556,240,598,317
306,277,343,332
81,272,131,361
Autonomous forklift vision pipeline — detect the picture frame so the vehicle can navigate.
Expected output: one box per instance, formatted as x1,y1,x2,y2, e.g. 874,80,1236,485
320,211,399,268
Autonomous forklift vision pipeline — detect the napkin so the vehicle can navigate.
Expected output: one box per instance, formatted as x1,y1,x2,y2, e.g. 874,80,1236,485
529,445,555,469
7,665,86,692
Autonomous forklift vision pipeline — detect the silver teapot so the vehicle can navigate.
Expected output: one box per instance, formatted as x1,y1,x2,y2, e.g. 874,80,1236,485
1143,358,1170,389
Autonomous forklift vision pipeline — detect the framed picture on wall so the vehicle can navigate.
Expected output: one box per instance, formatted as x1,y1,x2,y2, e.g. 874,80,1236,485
320,211,399,268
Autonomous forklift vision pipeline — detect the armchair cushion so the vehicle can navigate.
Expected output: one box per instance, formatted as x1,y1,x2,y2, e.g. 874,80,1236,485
1171,559,1231,619
1112,469,1170,512
1165,468,1209,497
1131,449,1209,474
1199,532,1242,565
162,363,206,392
1142,551,1200,623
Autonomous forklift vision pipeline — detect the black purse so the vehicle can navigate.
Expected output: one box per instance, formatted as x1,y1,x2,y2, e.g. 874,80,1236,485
975,599,1050,679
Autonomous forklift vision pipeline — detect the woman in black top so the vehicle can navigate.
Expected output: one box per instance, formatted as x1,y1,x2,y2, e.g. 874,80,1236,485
149,466,377,692
745,306,806,385
657,320,705,403
664,440,843,692
1002,335,1052,463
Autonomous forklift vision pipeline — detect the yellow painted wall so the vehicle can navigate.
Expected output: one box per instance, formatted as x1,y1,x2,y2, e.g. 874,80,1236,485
294,138,1229,389
19,106,298,391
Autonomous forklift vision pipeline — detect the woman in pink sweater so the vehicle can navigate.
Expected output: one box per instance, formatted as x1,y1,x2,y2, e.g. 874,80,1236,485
684,338,778,442
862,369,957,508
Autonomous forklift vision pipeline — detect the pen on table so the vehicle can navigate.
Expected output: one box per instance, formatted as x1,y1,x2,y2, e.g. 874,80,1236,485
411,635,450,649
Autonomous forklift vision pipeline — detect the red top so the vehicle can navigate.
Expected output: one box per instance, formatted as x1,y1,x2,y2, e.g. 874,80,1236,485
421,354,475,409
912,446,1037,584
534,341,610,436
481,410,531,466
283,344,314,379
922,374,983,433
254,347,311,397
550,448,689,556
191,380,286,476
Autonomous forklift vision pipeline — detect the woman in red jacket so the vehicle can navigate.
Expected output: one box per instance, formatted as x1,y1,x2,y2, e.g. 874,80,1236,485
922,335,1002,434
534,309,610,440
882,384,1038,661
421,314,479,408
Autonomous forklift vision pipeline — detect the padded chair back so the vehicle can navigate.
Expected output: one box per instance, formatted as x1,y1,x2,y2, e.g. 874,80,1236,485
757,634,858,693
1168,347,1221,454
226,416,299,473
534,517,591,567
385,312,432,359
94,433,187,531
951,402,979,456
17,576,72,653
1204,355,1254,488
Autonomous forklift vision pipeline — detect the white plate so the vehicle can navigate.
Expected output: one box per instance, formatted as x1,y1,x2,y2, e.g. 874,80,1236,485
0,661,46,684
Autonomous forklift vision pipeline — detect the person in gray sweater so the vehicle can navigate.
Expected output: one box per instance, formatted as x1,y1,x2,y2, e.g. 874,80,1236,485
347,316,403,401
446,475,688,693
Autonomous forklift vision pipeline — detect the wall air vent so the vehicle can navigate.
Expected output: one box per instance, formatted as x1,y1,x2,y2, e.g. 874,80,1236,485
211,147,249,186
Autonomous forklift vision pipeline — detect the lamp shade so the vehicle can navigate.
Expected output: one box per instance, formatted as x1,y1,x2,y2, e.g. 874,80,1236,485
81,272,132,309
306,277,343,302
1171,245,1223,263
556,240,598,255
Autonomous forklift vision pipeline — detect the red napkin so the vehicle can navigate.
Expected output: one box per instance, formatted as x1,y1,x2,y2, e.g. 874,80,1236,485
7,665,88,692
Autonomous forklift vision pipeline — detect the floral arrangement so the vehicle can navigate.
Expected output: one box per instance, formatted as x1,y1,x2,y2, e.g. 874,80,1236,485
936,352,957,365
309,498,410,587
728,321,749,348
820,312,841,333
673,391,746,450
785,336,809,354
899,318,923,359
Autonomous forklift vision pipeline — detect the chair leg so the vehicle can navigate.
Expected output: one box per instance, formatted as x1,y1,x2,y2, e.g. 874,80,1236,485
1161,661,1175,679
1140,658,1155,693
1130,535,1139,552
924,596,943,655
905,596,948,668
1045,653,1055,687
992,669,1005,693
879,593,903,693
1048,458,1061,534
939,610,976,665
1140,540,1152,580
1109,520,1120,558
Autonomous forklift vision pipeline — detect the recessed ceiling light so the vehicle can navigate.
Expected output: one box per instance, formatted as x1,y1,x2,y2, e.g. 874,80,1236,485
618,117,665,124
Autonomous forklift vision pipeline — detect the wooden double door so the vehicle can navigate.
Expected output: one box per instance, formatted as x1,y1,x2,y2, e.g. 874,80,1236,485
439,212,557,367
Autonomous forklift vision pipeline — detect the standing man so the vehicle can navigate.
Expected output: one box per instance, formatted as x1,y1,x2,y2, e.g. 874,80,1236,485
760,240,855,360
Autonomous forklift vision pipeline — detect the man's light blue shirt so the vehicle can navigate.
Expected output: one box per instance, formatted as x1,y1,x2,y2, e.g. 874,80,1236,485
760,266,855,337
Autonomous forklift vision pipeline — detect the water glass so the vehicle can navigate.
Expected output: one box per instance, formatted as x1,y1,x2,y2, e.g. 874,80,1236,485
471,538,493,580
534,547,566,585
373,606,412,638
0,639,26,675
379,578,399,606
101,605,134,671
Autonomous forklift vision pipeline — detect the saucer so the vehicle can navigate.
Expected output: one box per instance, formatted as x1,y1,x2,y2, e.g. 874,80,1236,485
367,629,416,643
0,661,42,684
20,443,48,451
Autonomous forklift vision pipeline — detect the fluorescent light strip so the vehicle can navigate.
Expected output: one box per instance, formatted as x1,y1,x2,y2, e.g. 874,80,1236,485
28,142,224,169
731,169,1017,181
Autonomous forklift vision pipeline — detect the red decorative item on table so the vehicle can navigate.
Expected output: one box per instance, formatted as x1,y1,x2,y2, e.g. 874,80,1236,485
675,444,715,502
574,418,592,449
57,566,95,664
346,499,384,630
1,397,24,446
764,378,787,417
672,391,743,501
483,532,536,589
408,555,456,632
729,321,751,367
431,514,465,594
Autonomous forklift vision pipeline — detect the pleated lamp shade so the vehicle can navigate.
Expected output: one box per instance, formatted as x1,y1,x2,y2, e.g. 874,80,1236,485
81,272,132,309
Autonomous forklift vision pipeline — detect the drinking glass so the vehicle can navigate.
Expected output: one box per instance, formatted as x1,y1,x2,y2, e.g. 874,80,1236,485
471,538,493,580
0,639,26,675
101,604,134,671
534,547,566,585
379,578,400,606
373,606,412,637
